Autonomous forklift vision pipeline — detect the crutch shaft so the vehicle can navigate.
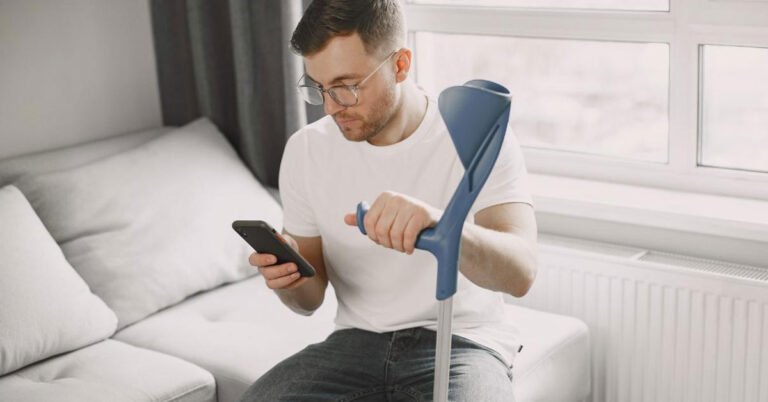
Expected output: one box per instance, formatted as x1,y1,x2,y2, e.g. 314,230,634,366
434,297,454,402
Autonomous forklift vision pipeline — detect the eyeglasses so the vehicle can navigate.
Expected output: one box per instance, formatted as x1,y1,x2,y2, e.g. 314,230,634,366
297,51,397,107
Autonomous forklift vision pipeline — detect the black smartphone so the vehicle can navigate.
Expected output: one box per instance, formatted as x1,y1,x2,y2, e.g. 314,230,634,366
232,220,316,278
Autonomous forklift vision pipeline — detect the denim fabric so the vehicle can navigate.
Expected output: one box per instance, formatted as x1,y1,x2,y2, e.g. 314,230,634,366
236,327,514,401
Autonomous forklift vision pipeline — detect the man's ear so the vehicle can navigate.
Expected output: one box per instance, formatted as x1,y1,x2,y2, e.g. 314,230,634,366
394,49,412,83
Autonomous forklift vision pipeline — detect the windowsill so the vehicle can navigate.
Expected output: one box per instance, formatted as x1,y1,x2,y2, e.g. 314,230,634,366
528,173,768,268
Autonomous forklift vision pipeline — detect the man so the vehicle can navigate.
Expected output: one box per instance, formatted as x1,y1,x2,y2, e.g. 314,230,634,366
237,0,538,400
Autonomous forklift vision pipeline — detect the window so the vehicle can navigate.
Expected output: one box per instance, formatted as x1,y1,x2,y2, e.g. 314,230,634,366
412,0,669,12
699,45,768,173
415,33,669,162
405,0,768,200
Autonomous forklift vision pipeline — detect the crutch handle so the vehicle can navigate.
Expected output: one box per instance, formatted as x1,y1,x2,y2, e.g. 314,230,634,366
354,201,370,235
355,201,429,250
355,201,455,299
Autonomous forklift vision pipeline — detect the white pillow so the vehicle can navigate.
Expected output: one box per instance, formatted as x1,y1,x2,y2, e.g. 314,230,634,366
0,185,117,376
16,118,283,329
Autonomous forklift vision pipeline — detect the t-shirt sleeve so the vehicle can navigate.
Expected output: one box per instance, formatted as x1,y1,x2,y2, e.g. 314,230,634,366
278,134,321,237
469,127,534,217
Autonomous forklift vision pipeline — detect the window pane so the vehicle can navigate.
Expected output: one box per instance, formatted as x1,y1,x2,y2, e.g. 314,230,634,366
700,45,768,173
411,0,669,12
414,32,669,162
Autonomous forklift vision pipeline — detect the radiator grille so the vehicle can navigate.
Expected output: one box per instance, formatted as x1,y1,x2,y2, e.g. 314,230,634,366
516,238,768,402
639,251,768,282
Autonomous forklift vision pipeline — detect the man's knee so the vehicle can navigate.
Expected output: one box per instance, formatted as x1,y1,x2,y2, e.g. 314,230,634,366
448,347,515,402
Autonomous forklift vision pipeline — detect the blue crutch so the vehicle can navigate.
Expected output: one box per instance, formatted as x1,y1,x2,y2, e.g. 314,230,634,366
354,79,512,401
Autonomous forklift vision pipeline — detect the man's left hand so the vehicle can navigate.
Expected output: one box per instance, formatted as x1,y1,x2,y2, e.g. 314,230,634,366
343,191,441,254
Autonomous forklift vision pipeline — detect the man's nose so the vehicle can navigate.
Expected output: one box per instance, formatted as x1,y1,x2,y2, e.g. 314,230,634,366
323,92,345,115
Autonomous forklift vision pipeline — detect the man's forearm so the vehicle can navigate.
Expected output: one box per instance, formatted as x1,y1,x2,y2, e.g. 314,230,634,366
458,223,537,297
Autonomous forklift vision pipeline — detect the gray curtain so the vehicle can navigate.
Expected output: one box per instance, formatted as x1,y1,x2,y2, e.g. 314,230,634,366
150,0,314,187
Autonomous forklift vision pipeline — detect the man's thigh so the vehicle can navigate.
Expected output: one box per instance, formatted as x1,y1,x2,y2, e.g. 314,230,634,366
236,329,389,402
392,331,515,402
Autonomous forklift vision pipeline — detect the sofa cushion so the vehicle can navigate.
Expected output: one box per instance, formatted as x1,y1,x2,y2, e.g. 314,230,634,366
0,339,215,402
114,275,591,402
15,118,283,329
114,276,338,402
508,304,591,402
0,185,117,376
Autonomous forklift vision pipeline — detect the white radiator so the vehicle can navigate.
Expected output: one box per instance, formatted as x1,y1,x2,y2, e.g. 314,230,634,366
511,235,768,402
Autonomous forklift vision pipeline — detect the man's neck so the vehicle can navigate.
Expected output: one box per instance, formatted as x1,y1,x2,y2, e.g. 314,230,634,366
366,81,427,147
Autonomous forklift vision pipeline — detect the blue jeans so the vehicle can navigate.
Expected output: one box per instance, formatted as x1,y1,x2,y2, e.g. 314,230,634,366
236,327,515,401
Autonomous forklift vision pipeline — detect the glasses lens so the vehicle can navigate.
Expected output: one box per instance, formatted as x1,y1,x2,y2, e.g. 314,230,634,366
329,87,358,107
298,86,324,105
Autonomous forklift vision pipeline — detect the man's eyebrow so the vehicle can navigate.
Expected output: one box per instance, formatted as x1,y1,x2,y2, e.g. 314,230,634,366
305,73,362,87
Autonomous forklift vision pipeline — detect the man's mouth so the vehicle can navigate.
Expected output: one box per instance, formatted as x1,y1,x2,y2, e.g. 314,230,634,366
336,117,357,126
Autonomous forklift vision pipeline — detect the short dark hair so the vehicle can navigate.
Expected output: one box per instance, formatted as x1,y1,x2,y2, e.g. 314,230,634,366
290,0,405,57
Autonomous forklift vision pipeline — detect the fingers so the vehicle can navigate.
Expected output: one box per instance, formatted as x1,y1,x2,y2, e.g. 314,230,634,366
259,262,303,290
389,206,412,253
249,252,276,267
375,203,400,249
259,261,297,280
284,276,310,290
366,191,402,248
248,251,306,290
264,271,303,290
403,215,422,255
361,191,427,253
363,191,391,244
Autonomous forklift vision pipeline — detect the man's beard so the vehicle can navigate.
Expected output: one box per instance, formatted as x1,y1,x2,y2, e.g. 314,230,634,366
334,84,399,143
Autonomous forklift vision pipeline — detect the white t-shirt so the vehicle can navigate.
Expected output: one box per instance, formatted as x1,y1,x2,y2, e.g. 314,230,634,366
278,94,533,366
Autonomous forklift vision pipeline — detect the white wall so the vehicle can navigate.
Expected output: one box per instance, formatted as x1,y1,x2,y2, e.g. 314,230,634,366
0,0,162,160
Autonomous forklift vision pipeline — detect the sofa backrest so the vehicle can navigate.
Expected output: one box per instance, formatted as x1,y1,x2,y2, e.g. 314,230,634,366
0,127,170,187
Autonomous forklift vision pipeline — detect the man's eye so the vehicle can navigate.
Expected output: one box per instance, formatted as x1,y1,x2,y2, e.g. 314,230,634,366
333,82,355,88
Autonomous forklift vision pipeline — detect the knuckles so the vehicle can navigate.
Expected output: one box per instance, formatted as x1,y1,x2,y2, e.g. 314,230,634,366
375,225,389,239
364,191,432,251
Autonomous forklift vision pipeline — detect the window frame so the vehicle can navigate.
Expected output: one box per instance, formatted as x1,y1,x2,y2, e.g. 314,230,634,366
404,0,768,201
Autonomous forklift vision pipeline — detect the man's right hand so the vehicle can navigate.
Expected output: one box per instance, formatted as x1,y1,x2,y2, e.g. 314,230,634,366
248,234,310,290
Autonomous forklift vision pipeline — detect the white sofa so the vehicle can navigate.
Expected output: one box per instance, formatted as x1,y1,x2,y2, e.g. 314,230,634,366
0,119,591,402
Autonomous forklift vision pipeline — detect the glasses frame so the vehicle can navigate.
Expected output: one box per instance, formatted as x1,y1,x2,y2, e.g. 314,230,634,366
297,50,398,107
